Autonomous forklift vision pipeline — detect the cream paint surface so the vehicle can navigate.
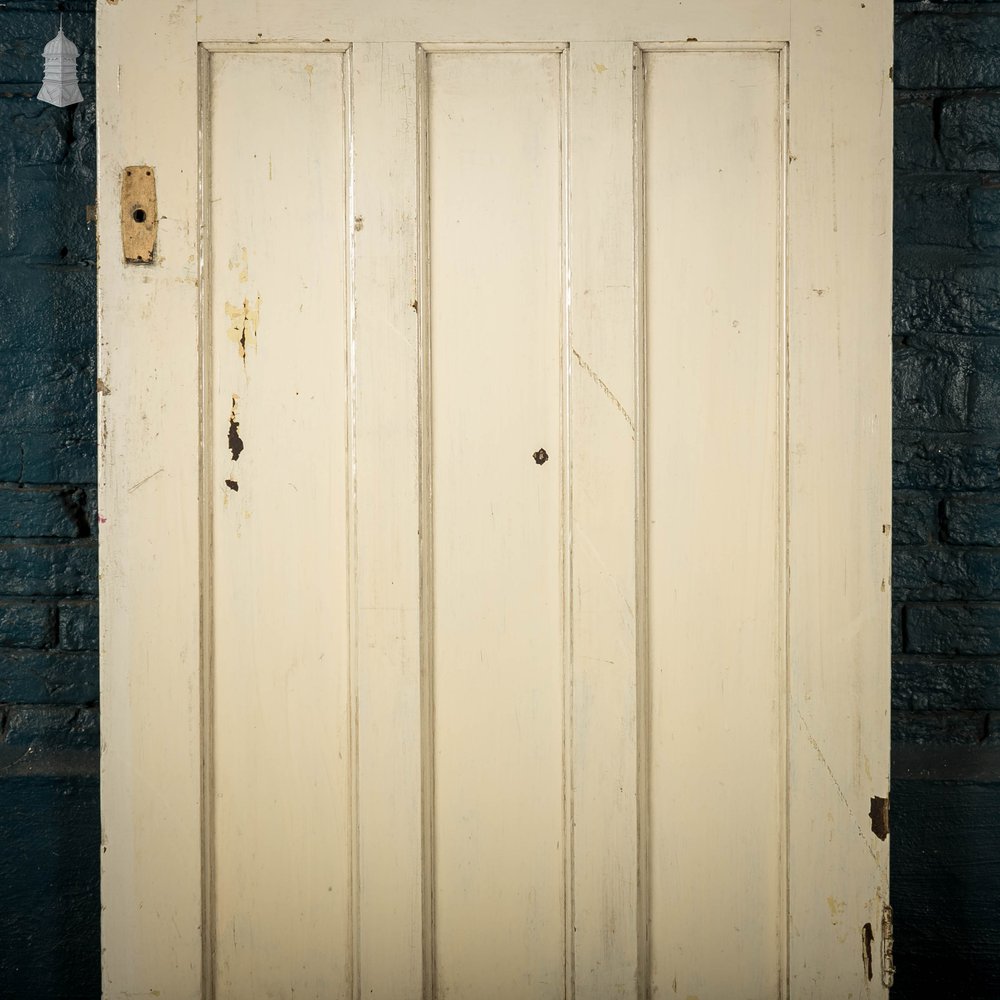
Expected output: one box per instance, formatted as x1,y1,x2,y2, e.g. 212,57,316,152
427,50,567,1000
99,2,892,997
208,51,353,998
645,49,784,998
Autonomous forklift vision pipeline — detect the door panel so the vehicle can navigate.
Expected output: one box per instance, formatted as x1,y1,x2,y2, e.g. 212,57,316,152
98,3,892,997
645,49,784,998
426,49,567,1000
207,50,354,996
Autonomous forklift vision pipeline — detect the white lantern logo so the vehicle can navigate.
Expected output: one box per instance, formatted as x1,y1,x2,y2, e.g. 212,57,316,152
37,19,84,108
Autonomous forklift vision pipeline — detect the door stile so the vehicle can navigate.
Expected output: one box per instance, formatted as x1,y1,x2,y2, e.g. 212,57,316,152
786,2,893,994
98,2,204,995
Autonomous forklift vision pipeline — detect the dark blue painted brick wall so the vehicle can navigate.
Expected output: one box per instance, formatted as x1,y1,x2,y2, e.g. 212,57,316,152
1,0,998,996
0,1,99,998
894,2,1000,997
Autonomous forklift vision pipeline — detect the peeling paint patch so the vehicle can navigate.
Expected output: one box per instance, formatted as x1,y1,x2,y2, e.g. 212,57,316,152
862,922,875,981
224,479,239,492
225,295,260,362
869,795,889,840
228,396,244,462
96,378,111,396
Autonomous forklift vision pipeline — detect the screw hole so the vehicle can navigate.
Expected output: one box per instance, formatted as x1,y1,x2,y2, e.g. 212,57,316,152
533,448,549,466
132,208,146,224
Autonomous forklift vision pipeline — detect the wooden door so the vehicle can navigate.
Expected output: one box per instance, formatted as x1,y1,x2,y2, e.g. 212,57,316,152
97,2,893,998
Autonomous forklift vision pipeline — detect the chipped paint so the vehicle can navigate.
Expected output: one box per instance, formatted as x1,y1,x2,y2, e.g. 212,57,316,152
228,395,244,461
225,295,260,363
869,795,889,841
881,903,895,988
862,922,874,981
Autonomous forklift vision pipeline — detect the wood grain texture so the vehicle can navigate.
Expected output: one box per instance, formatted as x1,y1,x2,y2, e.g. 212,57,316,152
425,49,567,1000
787,2,893,997
98,1,203,996
196,0,791,44
567,40,640,1000
644,46,785,999
206,49,353,999
352,41,425,1000
100,3,892,995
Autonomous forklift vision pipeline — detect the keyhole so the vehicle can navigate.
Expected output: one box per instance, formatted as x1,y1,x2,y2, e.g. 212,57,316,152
533,448,549,465
132,208,147,224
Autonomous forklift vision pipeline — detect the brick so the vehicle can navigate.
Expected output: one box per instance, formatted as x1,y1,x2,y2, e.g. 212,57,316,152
895,249,1000,337
0,542,96,597
0,266,96,351
58,601,97,652
945,496,1000,544
893,336,972,431
0,431,96,486
940,93,1000,171
906,603,1000,654
895,99,940,170
0,486,91,539
0,650,96,704
0,97,70,165
0,162,95,262
892,602,904,654
0,601,54,649
893,436,1000,490
891,709,996,745
893,656,1000,710
971,183,1000,250
893,494,940,545
895,176,973,250
3,704,98,751
896,13,1000,90
894,546,1000,600
969,340,1000,430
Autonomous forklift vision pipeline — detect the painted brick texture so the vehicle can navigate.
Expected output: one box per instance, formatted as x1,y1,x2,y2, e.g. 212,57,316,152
0,2,100,997
894,2,1000,997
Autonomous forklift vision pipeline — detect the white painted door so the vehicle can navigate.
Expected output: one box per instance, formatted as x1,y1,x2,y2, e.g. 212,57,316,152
97,3,893,998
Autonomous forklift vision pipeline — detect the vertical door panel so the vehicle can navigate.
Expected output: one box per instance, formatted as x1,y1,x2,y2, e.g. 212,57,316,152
644,49,785,999
208,50,353,998
425,49,567,1000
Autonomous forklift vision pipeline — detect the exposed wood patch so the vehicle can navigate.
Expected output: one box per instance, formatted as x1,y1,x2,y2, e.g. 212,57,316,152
869,795,889,840
228,395,244,461
862,922,874,981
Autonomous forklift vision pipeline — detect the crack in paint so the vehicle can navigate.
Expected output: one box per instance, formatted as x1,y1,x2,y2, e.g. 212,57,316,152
572,348,635,435
796,707,880,864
